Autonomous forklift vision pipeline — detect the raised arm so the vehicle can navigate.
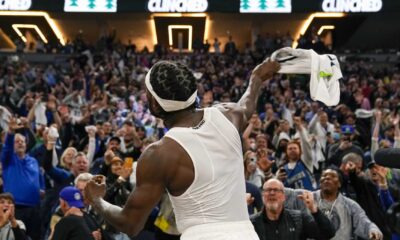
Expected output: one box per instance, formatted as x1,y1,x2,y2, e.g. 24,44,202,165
238,60,280,122
215,60,280,133
1,118,23,167
371,110,381,158
85,143,166,237
393,114,400,148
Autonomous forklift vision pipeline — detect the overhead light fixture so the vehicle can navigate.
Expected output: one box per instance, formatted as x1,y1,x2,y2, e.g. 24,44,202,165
12,24,48,43
293,12,345,48
0,11,65,45
150,18,158,45
168,25,193,51
317,25,335,35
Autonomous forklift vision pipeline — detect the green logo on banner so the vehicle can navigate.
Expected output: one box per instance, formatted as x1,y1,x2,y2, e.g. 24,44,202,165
241,0,250,10
276,0,285,8
259,0,267,10
88,0,96,9
106,0,113,9
70,0,78,6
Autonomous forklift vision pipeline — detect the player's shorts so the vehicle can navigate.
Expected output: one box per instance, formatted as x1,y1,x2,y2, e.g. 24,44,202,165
181,220,260,240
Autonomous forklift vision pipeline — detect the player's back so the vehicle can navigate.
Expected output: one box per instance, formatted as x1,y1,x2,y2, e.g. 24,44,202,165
165,107,257,239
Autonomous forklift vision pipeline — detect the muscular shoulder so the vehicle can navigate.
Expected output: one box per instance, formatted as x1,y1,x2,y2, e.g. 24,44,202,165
137,138,186,183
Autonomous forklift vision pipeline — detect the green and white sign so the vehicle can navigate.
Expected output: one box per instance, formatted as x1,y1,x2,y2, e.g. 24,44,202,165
64,0,117,12
240,0,291,13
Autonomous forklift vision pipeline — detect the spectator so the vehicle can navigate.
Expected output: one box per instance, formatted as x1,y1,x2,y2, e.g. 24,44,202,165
251,179,335,240
51,186,99,240
0,193,27,240
1,117,44,240
285,168,383,240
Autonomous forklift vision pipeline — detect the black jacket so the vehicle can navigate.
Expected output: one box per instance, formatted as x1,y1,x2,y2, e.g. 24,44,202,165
251,208,335,240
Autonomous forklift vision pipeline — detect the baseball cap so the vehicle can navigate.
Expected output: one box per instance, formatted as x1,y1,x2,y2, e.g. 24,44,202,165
110,156,123,165
341,125,354,135
59,186,84,208
108,136,121,145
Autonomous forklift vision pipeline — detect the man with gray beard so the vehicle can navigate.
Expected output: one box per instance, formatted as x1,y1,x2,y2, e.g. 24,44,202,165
251,179,335,240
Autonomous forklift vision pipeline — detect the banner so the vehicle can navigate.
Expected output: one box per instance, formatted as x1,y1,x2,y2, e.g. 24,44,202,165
240,0,292,13
64,0,117,12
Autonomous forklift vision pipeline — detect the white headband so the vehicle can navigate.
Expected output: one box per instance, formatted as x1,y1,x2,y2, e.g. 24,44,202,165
145,67,198,112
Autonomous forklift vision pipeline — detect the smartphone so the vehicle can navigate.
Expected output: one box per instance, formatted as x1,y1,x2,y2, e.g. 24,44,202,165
124,157,133,168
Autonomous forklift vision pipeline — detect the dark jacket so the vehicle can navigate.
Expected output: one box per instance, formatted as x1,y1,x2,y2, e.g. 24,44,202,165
251,208,335,240
348,171,393,239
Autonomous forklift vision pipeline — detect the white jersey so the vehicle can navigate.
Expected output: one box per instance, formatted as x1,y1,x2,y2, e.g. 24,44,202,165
165,107,250,234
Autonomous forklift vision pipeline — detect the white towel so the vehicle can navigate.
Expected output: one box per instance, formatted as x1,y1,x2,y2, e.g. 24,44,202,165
0,105,11,132
271,47,342,106
34,102,48,126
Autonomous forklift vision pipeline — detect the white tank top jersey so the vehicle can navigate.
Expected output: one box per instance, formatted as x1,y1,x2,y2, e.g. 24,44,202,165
165,107,251,234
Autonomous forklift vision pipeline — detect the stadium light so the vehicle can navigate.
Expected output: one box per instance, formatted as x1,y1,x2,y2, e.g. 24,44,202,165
0,11,65,45
150,18,158,45
317,25,335,35
168,25,193,51
12,24,48,43
204,15,210,42
293,12,345,48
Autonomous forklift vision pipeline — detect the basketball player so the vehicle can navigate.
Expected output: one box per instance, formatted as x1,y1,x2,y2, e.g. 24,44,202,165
85,59,280,239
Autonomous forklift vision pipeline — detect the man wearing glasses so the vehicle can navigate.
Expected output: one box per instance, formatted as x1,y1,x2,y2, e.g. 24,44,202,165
251,179,335,240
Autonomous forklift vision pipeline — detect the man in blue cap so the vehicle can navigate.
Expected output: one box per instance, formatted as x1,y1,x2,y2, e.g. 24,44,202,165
327,124,364,167
51,186,100,240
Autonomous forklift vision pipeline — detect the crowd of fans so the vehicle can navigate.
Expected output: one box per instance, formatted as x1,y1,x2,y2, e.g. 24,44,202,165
0,30,400,240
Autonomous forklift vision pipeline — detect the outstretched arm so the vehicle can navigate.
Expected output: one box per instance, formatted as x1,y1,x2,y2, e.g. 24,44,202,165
238,60,280,122
215,60,280,133
85,144,165,237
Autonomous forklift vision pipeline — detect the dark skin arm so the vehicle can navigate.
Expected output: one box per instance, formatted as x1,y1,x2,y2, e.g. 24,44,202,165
215,60,280,133
85,137,192,237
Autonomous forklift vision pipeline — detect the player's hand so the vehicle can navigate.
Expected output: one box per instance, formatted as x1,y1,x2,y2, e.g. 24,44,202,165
84,175,106,204
252,59,280,82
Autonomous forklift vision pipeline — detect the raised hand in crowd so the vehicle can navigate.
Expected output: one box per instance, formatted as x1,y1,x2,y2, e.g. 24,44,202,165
8,117,24,133
293,116,303,130
275,168,287,182
118,166,133,182
104,150,115,165
297,190,318,213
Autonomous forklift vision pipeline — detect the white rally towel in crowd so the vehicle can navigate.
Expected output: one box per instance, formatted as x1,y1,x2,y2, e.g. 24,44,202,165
271,47,342,106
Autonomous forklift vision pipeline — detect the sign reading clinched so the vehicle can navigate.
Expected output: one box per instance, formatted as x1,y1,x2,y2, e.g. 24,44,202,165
322,0,383,12
0,0,32,10
148,0,208,12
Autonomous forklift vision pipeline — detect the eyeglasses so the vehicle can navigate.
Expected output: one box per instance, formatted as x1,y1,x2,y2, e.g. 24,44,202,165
263,188,284,194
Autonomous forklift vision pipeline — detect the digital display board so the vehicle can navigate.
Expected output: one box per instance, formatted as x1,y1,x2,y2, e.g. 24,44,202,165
64,0,117,12
0,0,397,13
240,0,292,13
